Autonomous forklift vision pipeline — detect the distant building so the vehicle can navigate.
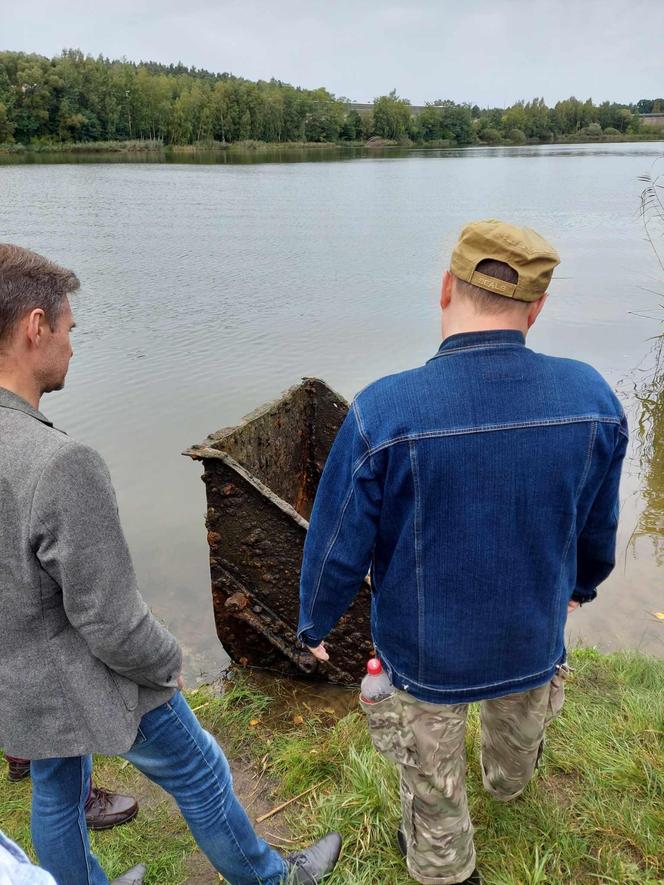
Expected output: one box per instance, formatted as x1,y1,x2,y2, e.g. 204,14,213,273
348,102,428,117
640,113,664,127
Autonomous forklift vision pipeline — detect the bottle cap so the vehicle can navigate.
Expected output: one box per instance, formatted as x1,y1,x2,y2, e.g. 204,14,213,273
367,658,383,676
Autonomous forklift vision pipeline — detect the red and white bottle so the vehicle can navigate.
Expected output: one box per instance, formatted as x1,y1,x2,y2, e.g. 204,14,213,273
360,657,394,704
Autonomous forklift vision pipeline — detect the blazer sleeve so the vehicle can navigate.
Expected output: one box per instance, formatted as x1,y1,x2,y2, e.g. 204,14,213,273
30,441,182,690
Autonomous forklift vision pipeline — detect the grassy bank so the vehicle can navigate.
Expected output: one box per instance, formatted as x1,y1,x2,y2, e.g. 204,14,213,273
0,139,165,155
1,648,662,883
0,139,352,156
1,133,663,158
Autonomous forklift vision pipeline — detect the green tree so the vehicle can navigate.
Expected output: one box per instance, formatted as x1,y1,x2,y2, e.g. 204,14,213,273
501,102,527,134
0,102,15,142
479,127,502,144
508,128,527,145
433,100,475,144
0,64,15,142
302,88,343,142
522,98,550,140
0,49,654,149
418,105,443,141
475,107,503,141
613,108,633,133
372,90,411,140
627,112,641,134
552,97,590,134
340,109,362,141
584,121,603,138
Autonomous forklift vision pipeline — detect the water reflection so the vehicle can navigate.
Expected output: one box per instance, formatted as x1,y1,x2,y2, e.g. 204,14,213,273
0,146,366,166
242,669,358,724
2,141,664,168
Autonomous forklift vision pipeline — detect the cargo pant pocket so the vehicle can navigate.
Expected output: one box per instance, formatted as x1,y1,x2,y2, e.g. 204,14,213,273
408,703,468,791
359,693,416,768
545,664,569,727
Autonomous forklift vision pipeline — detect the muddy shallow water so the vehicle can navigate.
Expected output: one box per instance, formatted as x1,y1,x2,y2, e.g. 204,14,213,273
1,141,663,678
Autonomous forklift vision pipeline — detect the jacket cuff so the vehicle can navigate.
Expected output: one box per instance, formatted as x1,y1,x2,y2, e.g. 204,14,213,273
126,641,183,691
571,589,597,604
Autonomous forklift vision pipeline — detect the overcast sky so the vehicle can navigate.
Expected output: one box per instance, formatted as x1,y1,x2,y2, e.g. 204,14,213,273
1,0,662,107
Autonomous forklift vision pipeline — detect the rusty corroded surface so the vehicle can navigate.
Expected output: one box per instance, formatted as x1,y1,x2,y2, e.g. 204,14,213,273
185,378,373,684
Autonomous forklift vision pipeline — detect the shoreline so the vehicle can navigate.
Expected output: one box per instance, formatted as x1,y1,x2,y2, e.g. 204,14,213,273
1,133,663,159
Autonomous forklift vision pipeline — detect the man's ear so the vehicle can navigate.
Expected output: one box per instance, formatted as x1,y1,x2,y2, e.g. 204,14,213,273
441,270,454,310
527,293,547,328
25,309,46,347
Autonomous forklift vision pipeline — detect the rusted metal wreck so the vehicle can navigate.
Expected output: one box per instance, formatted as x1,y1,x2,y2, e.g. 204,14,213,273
184,378,373,685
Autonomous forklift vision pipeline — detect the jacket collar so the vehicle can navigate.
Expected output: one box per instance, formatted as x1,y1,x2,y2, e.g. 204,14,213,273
429,329,526,361
0,386,54,427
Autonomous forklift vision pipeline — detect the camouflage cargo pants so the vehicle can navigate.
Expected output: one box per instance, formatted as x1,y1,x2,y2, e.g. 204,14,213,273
361,667,568,884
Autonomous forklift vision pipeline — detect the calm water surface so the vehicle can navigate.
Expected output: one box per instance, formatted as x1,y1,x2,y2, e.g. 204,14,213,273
1,142,663,678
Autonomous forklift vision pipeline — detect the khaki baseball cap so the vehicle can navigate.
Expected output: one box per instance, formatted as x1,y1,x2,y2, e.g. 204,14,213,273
450,219,560,302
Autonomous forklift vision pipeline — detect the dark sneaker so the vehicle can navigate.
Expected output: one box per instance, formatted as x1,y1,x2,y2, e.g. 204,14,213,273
7,758,31,783
85,787,138,830
396,829,481,884
286,832,342,883
397,828,407,857
110,864,146,885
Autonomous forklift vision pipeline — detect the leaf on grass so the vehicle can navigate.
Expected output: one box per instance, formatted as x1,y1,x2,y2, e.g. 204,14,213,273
654,612,664,621
292,714,304,726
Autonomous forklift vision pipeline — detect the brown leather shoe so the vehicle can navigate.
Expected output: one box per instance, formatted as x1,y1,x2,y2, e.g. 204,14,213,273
85,787,138,830
6,757,31,783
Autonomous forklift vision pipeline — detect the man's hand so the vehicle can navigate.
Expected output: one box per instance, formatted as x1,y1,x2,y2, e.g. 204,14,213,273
307,642,330,662
567,600,581,614
177,674,185,690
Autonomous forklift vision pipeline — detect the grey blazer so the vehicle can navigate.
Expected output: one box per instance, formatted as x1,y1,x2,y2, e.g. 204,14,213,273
0,387,182,759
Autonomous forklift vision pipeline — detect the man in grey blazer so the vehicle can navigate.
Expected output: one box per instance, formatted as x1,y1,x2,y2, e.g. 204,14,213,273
0,244,341,885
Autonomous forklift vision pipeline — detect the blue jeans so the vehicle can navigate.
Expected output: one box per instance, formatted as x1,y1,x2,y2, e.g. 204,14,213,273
31,691,288,885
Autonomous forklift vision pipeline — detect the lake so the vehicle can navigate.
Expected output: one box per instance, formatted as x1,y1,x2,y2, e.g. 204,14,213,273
1,141,663,679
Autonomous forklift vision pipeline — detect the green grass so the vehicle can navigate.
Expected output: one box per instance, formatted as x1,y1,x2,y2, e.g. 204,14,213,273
0,139,354,156
1,649,663,883
265,649,664,884
0,139,165,154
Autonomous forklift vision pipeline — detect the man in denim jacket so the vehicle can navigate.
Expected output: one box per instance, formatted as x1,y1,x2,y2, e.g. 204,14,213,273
298,220,628,885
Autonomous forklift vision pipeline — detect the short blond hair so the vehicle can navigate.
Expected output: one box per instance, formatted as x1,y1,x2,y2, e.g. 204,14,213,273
453,259,528,316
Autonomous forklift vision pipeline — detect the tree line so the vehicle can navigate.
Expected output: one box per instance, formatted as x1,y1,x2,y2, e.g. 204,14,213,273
0,50,662,147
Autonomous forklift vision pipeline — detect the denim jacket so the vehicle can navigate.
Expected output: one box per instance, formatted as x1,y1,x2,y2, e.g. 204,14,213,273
298,330,628,704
